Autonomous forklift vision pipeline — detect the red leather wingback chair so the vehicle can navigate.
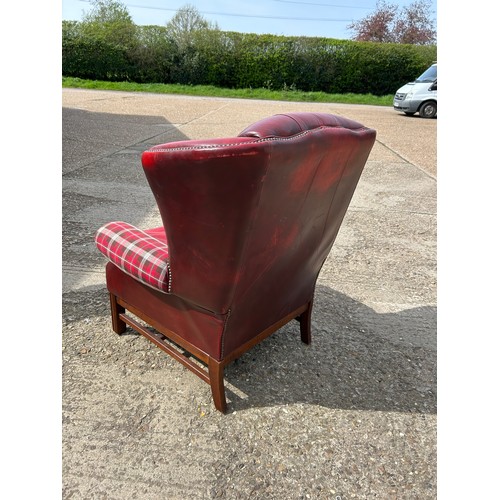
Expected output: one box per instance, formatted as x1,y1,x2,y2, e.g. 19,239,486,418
95,112,376,413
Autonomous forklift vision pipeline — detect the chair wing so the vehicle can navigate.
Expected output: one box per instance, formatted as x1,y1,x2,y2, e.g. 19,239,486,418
141,137,270,314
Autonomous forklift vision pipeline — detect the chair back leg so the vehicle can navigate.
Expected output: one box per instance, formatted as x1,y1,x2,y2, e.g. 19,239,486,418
208,358,227,413
299,300,313,345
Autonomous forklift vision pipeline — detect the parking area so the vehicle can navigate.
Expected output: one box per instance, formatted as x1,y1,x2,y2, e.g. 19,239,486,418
62,88,436,499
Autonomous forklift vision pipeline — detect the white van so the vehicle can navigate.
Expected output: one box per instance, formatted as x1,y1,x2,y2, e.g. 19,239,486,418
393,63,437,118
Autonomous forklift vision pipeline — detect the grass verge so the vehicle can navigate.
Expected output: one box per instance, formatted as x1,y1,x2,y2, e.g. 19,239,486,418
62,77,393,106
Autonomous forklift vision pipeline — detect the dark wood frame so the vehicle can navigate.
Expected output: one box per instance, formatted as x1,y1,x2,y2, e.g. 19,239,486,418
109,292,312,413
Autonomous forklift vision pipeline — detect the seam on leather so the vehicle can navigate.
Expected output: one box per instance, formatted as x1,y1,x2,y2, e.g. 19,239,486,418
143,126,370,153
220,308,231,359
146,132,310,152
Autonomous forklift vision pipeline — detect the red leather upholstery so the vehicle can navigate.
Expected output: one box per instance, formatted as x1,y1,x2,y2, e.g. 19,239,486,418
99,112,376,410
136,113,375,356
238,112,366,139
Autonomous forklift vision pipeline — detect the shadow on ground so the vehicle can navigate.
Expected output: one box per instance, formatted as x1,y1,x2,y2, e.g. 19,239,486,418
224,285,436,415
62,108,189,285
63,282,436,416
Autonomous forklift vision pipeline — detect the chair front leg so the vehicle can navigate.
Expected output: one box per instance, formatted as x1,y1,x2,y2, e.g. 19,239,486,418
109,293,127,334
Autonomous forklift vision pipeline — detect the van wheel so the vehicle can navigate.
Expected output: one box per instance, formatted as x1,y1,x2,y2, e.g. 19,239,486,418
419,101,437,118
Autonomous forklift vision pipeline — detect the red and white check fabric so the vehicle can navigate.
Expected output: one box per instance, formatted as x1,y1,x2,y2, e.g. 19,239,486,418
95,221,170,293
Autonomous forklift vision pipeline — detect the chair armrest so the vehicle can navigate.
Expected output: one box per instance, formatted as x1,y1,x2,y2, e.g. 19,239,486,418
95,221,170,293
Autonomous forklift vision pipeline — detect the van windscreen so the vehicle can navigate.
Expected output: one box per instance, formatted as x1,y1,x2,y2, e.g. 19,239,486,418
416,65,437,83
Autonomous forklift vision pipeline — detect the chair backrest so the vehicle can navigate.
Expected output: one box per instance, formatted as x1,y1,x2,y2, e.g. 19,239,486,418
141,112,376,315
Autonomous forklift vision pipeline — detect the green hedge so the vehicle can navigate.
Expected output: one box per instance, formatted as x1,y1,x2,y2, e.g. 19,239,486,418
62,21,437,95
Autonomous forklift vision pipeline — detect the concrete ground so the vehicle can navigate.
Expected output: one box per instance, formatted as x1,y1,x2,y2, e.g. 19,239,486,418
62,89,436,499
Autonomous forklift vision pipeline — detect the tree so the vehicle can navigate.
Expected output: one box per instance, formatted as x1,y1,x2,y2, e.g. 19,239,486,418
165,3,223,85
348,0,436,45
166,3,219,51
81,0,136,46
82,0,132,24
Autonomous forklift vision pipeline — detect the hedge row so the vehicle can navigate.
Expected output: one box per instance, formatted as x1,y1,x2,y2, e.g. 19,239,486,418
62,22,437,96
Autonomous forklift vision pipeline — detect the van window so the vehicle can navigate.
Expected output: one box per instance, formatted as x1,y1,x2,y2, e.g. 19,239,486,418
415,65,437,83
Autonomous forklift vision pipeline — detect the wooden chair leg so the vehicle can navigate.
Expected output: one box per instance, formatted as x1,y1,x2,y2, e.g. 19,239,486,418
299,301,312,345
208,358,227,413
109,293,126,334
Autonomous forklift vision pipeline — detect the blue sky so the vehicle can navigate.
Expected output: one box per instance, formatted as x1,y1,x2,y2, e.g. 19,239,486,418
62,0,437,40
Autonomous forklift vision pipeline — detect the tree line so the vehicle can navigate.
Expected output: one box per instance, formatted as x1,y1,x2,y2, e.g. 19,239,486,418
62,1,437,96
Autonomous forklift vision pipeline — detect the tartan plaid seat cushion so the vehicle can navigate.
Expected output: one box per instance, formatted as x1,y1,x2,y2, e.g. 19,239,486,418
95,221,170,293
